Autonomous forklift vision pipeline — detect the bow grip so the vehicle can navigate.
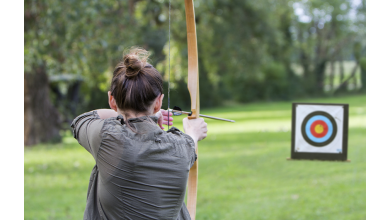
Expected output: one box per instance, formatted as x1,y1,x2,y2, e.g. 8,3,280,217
188,109,197,119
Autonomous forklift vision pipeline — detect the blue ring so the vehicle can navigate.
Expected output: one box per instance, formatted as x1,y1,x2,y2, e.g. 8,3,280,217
305,115,333,143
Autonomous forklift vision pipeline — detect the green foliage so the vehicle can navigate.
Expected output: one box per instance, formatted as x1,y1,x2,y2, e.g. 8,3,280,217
25,95,366,219
24,0,366,123
25,0,170,117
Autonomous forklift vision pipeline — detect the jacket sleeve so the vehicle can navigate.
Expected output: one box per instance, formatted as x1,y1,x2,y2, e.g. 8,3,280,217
167,127,197,168
182,133,197,168
70,110,105,160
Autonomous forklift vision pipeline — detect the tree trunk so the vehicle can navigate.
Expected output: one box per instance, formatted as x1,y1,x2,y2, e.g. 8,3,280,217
329,59,335,91
128,0,140,24
67,81,81,124
337,58,347,93
24,66,61,146
334,62,359,95
360,57,366,92
352,70,357,90
314,60,327,95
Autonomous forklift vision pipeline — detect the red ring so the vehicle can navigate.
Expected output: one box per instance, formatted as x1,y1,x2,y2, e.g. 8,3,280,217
310,120,328,138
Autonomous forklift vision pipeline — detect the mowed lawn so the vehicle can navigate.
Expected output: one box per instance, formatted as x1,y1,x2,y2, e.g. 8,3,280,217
24,95,366,220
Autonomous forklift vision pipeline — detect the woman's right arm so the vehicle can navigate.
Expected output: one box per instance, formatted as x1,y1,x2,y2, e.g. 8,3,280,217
71,111,105,159
95,109,118,119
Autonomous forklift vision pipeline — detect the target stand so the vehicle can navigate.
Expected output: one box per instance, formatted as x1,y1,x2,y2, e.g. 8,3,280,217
288,103,349,162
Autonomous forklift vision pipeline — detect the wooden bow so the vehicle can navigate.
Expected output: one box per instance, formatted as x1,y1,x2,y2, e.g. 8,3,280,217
184,0,199,219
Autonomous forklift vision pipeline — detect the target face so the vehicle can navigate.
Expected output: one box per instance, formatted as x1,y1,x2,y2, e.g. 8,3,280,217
290,103,349,161
301,111,337,147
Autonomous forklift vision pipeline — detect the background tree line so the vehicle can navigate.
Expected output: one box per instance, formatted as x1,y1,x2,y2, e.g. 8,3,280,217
24,0,366,146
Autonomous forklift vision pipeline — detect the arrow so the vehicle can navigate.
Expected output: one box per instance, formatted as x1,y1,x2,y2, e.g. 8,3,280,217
168,106,235,123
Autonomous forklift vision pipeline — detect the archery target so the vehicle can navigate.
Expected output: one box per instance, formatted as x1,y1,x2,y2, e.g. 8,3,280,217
294,105,344,154
301,111,337,147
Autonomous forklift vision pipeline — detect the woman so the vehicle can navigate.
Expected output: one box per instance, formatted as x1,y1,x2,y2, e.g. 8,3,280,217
71,48,207,220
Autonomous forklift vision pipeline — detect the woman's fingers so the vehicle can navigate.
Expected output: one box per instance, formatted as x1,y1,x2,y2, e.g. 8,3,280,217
162,121,173,126
161,109,173,117
159,109,174,127
163,116,174,121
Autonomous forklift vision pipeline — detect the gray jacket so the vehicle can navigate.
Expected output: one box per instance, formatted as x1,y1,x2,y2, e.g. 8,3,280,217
71,111,196,220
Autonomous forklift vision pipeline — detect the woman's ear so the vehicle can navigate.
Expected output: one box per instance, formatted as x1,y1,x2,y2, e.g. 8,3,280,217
108,91,118,112
153,94,164,114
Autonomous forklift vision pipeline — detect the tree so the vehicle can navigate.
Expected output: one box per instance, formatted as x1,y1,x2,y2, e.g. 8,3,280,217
24,0,169,146
25,0,365,145
293,0,355,95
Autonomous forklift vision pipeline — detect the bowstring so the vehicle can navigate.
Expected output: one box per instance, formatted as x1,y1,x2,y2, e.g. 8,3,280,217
167,0,171,131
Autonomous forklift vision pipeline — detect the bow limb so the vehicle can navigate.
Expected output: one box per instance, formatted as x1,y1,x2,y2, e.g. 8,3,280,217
184,0,199,219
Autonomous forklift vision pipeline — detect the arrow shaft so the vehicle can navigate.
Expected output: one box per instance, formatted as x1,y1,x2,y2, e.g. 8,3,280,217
168,109,235,123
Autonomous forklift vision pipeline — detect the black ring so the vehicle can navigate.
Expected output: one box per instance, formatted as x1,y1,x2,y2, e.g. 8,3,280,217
301,111,337,147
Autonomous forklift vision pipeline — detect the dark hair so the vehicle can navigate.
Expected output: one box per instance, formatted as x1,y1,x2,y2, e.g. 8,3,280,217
110,47,163,114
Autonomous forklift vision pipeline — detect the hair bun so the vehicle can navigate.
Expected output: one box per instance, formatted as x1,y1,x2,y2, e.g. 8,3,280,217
124,54,144,78
122,47,151,78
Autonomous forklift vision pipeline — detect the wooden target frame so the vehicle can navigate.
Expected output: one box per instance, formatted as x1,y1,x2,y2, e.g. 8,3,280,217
290,103,349,161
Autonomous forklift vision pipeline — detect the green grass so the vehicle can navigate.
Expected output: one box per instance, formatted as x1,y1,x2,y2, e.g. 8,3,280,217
25,94,366,220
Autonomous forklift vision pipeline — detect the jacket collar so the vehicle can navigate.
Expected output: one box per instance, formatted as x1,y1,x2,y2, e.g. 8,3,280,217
116,114,159,124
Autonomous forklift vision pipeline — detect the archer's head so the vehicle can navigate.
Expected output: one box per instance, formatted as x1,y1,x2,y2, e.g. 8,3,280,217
108,47,164,117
